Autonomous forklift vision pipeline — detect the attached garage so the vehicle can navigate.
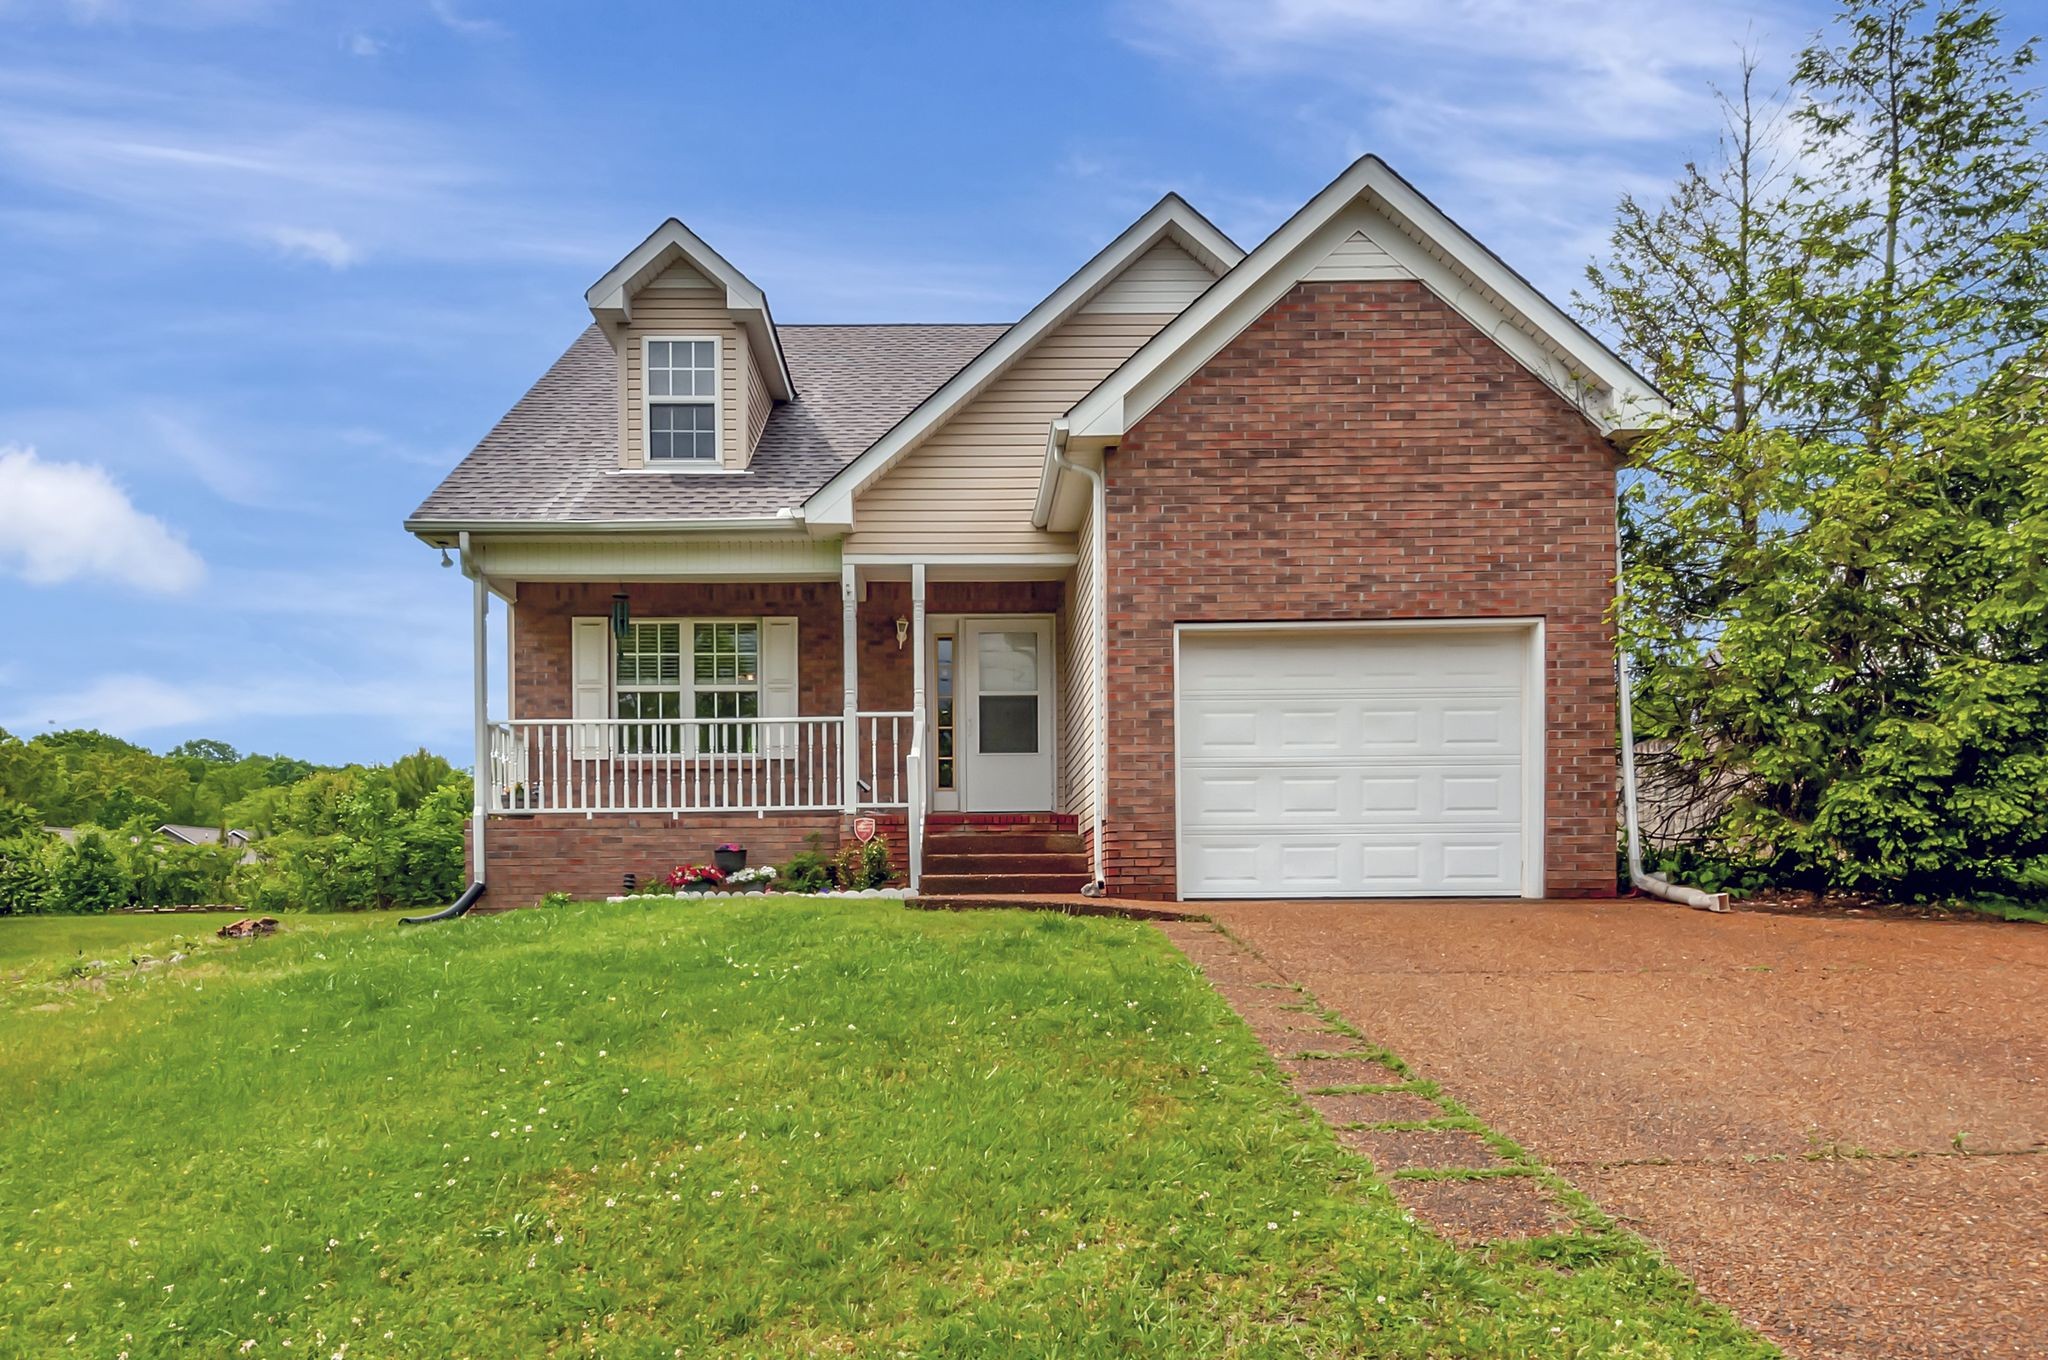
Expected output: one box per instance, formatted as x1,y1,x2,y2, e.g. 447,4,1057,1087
1174,622,1543,899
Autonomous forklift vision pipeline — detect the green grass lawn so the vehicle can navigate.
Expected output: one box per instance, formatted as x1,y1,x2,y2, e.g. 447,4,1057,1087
0,900,1770,1358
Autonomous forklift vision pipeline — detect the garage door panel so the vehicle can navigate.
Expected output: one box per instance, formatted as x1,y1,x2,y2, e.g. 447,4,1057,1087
1180,761,1522,825
1181,831,1523,896
1178,627,1531,898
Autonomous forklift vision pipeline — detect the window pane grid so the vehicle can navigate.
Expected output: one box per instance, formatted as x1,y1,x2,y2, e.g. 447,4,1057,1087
614,618,760,754
647,338,717,461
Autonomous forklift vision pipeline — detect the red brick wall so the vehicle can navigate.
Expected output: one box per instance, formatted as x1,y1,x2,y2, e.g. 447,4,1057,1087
470,812,842,908
1102,280,1620,899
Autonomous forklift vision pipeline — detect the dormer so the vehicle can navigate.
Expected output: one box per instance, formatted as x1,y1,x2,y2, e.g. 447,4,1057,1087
585,219,795,473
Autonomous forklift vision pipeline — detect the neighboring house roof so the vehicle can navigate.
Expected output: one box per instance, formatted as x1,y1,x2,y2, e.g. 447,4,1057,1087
405,323,1009,532
156,824,252,847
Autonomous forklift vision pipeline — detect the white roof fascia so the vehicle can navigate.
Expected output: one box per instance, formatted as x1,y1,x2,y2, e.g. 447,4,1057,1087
798,194,1243,532
585,218,795,400
1061,155,1665,449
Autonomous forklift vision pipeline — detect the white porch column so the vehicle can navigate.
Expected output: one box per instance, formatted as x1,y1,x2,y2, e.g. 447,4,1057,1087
841,560,859,814
463,532,488,883
909,562,927,892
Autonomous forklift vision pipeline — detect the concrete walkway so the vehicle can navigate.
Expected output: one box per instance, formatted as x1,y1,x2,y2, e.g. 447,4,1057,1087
1194,898,2048,1360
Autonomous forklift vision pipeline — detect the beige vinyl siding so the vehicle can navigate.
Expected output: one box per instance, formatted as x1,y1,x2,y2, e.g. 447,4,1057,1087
846,312,1175,555
618,258,748,469
1056,495,1099,827
745,343,772,458
1080,238,1216,314
1305,228,1413,281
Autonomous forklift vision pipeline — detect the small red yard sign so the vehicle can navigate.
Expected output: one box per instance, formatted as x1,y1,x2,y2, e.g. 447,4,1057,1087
853,816,877,844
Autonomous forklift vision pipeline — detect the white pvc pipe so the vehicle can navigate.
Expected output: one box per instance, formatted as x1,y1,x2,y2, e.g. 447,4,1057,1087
1614,530,1729,912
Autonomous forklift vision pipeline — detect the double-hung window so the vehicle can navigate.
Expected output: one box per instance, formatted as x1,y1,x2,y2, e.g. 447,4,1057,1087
645,338,719,462
615,619,759,753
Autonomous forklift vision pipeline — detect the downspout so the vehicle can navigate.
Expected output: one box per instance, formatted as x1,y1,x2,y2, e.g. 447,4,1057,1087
1050,420,1107,896
1615,526,1729,912
403,531,489,923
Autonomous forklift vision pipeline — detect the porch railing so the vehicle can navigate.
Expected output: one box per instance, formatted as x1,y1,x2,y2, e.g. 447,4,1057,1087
485,714,913,815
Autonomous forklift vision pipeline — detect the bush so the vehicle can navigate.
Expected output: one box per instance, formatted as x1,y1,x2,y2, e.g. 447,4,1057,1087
0,834,55,914
861,836,895,889
51,830,131,913
779,851,831,893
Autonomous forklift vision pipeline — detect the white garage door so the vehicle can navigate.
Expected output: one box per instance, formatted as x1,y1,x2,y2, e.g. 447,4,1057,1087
1176,626,1533,898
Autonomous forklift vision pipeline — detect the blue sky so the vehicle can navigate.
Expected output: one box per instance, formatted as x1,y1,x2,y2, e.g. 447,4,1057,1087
0,0,1835,766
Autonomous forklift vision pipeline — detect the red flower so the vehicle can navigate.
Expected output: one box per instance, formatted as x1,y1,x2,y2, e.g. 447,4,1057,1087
665,863,727,889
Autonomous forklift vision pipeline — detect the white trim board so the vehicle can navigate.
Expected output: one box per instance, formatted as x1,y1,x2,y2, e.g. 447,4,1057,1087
1170,617,1546,901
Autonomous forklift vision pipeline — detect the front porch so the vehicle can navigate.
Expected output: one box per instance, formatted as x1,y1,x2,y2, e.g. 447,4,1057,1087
458,551,1087,906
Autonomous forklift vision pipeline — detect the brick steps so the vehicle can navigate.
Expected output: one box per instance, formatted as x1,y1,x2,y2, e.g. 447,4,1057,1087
901,812,1092,895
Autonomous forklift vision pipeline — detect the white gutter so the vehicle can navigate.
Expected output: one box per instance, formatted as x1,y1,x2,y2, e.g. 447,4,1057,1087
1049,419,1108,894
1615,529,1729,912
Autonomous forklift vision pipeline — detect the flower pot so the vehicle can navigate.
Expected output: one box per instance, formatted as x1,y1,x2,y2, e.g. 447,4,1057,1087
713,847,747,875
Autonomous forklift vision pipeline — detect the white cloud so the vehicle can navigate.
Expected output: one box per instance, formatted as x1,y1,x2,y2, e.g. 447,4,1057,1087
1113,0,1807,296
264,224,359,268
346,32,385,58
426,0,505,40
0,444,204,594
0,64,609,269
0,672,467,736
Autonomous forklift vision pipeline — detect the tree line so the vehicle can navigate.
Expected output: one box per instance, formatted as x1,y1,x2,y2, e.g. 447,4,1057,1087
0,728,469,914
1583,0,2048,902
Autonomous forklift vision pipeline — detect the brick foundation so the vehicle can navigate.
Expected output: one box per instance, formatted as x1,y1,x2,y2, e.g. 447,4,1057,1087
469,812,844,908
1101,280,1621,899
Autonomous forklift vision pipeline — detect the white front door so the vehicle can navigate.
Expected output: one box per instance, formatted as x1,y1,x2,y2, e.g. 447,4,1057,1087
959,618,1055,812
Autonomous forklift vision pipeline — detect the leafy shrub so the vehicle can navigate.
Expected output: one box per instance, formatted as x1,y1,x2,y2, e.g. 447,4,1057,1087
861,836,895,889
831,841,865,889
0,834,55,914
539,891,573,910
51,830,131,913
779,852,831,893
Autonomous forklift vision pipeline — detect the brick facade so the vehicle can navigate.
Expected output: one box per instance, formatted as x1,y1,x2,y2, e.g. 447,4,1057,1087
1101,280,1620,899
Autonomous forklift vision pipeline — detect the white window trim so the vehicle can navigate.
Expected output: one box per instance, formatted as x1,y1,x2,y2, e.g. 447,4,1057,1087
614,616,762,751
642,334,721,465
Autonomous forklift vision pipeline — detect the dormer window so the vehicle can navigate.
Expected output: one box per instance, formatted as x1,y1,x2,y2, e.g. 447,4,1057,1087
645,336,719,461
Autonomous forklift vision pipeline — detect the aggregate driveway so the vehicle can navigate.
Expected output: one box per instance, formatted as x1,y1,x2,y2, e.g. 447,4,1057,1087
1198,898,2048,1360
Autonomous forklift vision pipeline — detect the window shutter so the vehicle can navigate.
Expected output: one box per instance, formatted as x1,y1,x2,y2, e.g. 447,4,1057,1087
760,616,799,757
571,617,610,759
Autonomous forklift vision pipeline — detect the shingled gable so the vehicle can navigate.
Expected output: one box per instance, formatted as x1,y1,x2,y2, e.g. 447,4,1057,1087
797,194,1243,533
1033,154,1668,529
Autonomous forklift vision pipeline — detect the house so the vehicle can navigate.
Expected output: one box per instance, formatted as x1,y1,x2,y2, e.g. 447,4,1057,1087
155,825,254,849
407,156,1663,908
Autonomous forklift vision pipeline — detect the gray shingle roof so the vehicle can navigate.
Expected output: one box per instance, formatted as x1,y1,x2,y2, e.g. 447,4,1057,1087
407,322,1011,529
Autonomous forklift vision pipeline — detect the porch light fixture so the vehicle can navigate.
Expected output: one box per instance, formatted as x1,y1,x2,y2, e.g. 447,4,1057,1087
439,546,453,568
611,592,631,639
895,615,910,650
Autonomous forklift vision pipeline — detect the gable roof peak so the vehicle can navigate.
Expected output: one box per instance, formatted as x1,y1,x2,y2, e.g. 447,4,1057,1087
584,217,795,400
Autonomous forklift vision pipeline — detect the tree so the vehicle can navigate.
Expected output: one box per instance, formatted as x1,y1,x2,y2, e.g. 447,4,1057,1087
1582,0,2048,898
0,835,55,915
167,738,239,764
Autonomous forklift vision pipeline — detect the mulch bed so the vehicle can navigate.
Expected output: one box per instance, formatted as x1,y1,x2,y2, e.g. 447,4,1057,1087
1337,1128,1509,1173
1723,889,2033,922
1390,1177,1570,1247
